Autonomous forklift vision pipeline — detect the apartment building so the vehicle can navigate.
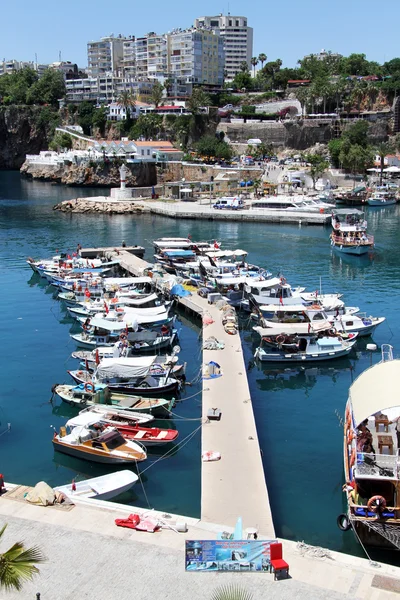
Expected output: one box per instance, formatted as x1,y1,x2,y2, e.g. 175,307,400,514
168,28,224,95
133,33,168,80
65,76,156,104
122,37,136,77
194,14,253,80
87,35,127,77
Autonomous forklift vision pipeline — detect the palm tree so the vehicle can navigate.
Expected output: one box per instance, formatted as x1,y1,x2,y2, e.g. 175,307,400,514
295,87,309,116
258,53,267,69
211,584,253,600
376,141,395,185
164,78,173,98
250,57,259,78
117,90,136,120
239,61,249,74
150,81,164,109
0,524,45,591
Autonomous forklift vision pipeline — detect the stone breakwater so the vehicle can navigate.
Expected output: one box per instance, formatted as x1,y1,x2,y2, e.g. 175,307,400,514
53,197,150,214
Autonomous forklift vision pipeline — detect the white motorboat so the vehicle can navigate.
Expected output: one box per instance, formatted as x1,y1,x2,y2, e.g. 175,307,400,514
55,470,138,501
367,192,397,207
254,304,385,338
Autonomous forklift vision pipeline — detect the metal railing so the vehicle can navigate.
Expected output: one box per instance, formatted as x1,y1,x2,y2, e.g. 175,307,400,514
381,344,394,362
355,452,399,478
331,233,374,245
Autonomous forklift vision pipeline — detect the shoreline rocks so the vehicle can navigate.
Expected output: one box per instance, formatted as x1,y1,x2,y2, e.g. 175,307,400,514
53,198,150,214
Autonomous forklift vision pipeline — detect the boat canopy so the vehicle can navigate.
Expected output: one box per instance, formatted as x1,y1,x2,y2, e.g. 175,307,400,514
105,276,152,286
332,209,364,216
162,250,195,257
117,293,158,305
66,412,104,428
96,356,156,379
206,249,248,258
89,317,129,331
349,359,400,426
316,337,342,347
253,325,305,338
258,304,307,312
122,305,167,316
215,276,246,285
245,277,282,290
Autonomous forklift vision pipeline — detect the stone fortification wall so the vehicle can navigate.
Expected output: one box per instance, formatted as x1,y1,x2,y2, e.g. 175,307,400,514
220,117,390,150
158,162,263,183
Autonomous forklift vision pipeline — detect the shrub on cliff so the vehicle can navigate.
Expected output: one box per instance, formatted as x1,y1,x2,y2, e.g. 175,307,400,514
49,132,73,151
195,135,232,160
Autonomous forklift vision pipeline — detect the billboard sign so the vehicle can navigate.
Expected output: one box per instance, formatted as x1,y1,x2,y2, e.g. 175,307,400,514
185,539,277,572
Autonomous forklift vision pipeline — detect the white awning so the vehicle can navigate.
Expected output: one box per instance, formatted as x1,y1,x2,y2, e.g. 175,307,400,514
245,277,283,289
349,359,400,426
96,356,156,379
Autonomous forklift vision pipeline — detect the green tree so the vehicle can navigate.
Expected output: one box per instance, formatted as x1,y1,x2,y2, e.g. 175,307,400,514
77,101,95,135
150,81,164,108
328,138,343,168
49,132,73,151
164,78,174,97
26,69,65,107
258,53,267,69
129,113,164,139
339,142,374,175
232,71,252,92
186,88,210,115
0,67,38,105
0,523,45,591
92,105,108,136
295,87,309,115
250,57,259,78
305,152,329,189
195,134,232,160
239,61,250,74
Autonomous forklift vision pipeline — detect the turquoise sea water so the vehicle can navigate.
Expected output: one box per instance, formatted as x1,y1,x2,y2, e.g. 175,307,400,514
1,171,400,563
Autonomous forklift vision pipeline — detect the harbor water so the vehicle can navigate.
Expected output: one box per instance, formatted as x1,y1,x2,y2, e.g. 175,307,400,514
1,170,400,563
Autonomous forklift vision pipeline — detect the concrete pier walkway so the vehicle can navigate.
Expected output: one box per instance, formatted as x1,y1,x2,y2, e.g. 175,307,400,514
0,493,399,600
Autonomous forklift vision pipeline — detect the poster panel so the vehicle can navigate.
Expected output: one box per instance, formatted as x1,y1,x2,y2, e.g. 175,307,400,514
185,539,277,572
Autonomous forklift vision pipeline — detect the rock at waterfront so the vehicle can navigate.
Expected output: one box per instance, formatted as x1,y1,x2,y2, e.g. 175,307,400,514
53,198,149,214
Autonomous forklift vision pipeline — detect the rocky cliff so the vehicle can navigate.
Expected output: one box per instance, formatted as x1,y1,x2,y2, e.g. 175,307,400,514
20,161,157,187
0,106,56,169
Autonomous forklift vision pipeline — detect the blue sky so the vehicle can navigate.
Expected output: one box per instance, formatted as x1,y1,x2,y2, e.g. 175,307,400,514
2,0,399,68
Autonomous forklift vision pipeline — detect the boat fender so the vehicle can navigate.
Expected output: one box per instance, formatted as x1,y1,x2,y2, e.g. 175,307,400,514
337,513,352,532
367,495,386,513
350,448,356,468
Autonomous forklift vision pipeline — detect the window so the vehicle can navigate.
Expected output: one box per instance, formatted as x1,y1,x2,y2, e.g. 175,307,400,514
147,149,150,155
235,20,239,26
229,20,232,26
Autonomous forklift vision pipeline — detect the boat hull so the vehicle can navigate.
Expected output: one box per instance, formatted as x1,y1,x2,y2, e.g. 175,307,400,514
52,440,140,464
367,199,396,207
331,242,371,255
254,345,352,362
55,471,138,500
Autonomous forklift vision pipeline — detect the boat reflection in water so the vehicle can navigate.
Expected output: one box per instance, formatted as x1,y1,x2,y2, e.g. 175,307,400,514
253,360,354,393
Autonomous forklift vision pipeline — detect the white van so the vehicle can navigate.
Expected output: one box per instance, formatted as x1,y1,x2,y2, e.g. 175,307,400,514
247,138,262,145
213,196,244,210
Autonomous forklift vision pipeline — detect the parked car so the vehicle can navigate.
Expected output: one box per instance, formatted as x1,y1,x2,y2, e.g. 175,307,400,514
213,197,245,210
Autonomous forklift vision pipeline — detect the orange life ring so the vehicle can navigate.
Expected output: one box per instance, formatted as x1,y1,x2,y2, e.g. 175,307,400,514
84,382,95,393
350,448,356,468
119,333,127,341
276,334,285,345
367,495,386,513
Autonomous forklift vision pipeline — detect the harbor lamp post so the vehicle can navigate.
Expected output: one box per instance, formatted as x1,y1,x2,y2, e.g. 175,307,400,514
119,164,127,190
209,176,214,207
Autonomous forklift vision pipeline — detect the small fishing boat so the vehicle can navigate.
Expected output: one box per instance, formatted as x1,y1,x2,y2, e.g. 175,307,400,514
254,332,357,362
66,410,178,446
367,191,397,207
341,345,400,550
59,380,175,412
331,209,374,255
52,425,147,464
55,470,138,500
53,383,155,421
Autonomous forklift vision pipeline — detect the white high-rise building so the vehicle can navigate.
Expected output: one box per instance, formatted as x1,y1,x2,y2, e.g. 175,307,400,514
133,33,168,81
87,35,127,77
168,28,224,96
195,14,253,81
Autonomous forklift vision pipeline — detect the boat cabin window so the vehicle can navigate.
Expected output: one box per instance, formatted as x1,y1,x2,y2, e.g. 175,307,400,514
313,312,325,321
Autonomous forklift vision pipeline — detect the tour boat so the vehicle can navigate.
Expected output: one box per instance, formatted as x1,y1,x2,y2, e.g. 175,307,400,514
251,195,335,212
52,425,147,464
341,345,400,550
254,332,357,362
55,470,139,501
330,209,374,255
254,304,385,338
65,410,178,446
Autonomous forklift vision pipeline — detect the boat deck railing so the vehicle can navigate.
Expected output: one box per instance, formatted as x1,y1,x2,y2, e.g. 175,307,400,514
331,233,374,245
381,344,394,363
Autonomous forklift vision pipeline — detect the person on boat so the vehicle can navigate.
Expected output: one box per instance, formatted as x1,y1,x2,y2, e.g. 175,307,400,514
389,416,400,452
122,241,127,248
161,324,170,336
362,440,376,460
77,243,82,253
